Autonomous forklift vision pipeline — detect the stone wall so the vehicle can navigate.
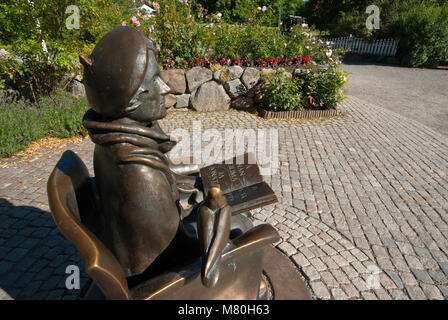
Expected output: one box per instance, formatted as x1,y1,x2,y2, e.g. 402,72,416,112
161,65,328,112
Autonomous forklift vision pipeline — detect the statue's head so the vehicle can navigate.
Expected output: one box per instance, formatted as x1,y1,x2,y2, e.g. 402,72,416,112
80,26,170,123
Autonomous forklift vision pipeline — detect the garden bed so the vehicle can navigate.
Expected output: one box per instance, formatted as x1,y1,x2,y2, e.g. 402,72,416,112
258,107,341,119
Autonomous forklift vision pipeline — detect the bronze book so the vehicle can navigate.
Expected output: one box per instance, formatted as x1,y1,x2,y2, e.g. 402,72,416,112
200,154,278,215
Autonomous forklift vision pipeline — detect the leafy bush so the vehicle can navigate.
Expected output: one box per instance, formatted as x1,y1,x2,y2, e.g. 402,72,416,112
259,71,304,111
259,65,348,112
391,4,448,67
305,0,448,66
0,90,89,158
148,1,209,68
0,0,122,98
295,66,348,109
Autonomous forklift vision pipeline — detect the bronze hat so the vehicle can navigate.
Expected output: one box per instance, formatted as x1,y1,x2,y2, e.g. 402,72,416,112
80,26,156,118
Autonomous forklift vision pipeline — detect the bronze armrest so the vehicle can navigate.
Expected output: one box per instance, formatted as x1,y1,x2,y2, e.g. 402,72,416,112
222,224,280,262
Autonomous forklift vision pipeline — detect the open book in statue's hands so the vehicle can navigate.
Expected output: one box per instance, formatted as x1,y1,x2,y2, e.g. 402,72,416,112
199,153,278,215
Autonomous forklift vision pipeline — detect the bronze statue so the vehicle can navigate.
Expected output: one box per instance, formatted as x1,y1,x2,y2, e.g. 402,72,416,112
47,26,309,300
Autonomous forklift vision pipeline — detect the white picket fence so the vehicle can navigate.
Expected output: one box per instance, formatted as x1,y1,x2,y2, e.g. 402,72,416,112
324,37,399,57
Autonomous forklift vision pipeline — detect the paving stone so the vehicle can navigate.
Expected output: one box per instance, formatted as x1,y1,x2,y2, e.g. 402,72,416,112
35,267,54,281
302,265,321,282
46,289,65,300
332,255,350,268
320,271,339,288
385,271,404,289
350,248,369,262
277,242,297,256
309,257,327,272
388,289,410,300
320,244,337,256
0,261,14,275
14,272,36,289
438,285,448,299
341,283,360,299
321,256,340,270
310,281,331,300
405,285,427,300
361,291,378,300
428,270,447,284
342,265,358,279
331,269,351,285
1,271,22,287
40,276,63,291
292,253,310,267
0,288,13,300
410,268,434,284
374,288,392,300
331,287,348,300
340,251,357,263
15,256,37,272
4,248,29,262
420,284,444,300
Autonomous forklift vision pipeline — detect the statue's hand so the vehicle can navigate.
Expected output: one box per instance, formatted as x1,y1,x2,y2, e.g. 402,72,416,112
197,185,232,288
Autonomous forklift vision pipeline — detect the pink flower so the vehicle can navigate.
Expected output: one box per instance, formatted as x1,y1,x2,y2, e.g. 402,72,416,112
137,11,142,17
131,16,141,27
308,96,313,104
121,22,127,26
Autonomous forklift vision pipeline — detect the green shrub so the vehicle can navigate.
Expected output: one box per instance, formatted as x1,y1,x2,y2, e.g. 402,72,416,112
259,65,348,112
391,5,448,67
0,90,89,158
149,1,209,68
295,66,348,109
0,0,122,98
259,71,304,111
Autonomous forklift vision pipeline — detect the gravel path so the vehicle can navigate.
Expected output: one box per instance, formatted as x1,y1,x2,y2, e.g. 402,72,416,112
342,62,448,136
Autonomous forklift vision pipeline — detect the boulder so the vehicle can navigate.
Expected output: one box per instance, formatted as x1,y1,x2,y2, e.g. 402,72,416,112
224,79,247,98
260,68,276,76
175,94,190,109
213,70,222,83
241,67,260,90
185,67,213,92
66,77,86,98
226,65,244,80
160,69,186,94
293,68,311,78
282,71,293,79
317,64,329,71
254,82,265,104
164,94,177,109
190,81,231,112
231,94,254,110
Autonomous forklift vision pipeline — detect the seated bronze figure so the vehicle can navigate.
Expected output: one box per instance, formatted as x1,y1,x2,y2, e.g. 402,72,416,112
47,26,283,300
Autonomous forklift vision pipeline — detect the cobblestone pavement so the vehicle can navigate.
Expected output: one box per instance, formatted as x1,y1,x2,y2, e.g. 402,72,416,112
0,95,447,300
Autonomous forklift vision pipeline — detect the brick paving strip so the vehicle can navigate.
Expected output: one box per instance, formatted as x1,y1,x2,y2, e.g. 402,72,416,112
0,95,447,300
